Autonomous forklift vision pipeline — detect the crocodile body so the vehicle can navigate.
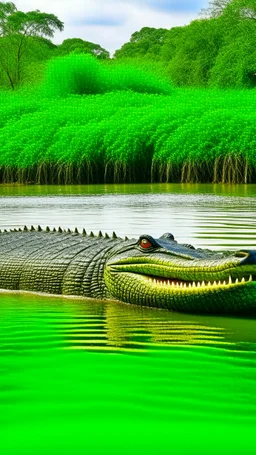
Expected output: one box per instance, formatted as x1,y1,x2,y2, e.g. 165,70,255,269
0,226,256,314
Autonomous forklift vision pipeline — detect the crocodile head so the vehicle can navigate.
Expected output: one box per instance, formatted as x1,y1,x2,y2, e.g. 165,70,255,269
104,233,256,314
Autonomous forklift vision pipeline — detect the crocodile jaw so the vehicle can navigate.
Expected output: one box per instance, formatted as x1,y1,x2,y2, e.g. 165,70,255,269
144,274,253,289
104,268,256,314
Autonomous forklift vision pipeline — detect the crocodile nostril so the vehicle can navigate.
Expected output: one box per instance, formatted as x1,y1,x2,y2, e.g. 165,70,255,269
235,251,249,259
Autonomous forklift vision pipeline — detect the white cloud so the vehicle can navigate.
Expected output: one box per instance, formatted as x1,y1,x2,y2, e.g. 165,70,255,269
12,0,209,56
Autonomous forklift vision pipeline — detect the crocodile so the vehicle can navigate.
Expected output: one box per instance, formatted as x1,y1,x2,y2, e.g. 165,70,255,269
0,226,255,314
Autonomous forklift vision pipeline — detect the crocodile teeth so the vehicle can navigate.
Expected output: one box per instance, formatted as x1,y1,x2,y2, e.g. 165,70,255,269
148,275,252,288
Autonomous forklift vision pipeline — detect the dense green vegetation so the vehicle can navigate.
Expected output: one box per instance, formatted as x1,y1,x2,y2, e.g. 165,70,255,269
0,2,63,90
39,54,172,98
114,1,256,89
1,1,256,91
0,53,255,184
54,38,110,60
0,2,110,90
0,1,255,184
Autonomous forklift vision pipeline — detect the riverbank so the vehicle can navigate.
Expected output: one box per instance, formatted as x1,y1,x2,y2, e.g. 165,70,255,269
1,85,256,184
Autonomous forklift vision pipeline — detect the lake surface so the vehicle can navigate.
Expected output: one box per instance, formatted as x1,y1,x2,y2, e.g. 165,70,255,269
0,183,256,454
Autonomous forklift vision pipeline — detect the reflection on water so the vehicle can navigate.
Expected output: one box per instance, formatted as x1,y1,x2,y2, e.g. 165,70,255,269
1,292,256,353
1,184,256,454
0,183,255,249
0,183,256,354
1,344,256,455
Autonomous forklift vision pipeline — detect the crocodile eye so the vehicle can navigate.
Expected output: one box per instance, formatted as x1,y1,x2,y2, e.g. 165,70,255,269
235,251,249,259
140,238,152,249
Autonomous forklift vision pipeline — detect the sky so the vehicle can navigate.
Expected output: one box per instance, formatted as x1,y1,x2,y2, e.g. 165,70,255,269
13,0,210,56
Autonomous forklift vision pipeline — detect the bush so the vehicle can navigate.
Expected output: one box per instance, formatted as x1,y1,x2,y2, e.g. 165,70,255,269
39,53,173,97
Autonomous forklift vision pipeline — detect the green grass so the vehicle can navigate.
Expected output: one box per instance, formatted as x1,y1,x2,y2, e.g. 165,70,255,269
0,55,255,184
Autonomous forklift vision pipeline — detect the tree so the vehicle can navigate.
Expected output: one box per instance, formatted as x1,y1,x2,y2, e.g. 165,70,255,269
55,38,110,60
200,0,256,21
208,6,256,88
129,27,168,43
0,2,63,89
200,0,230,17
224,0,256,22
114,27,169,60
166,19,224,87
159,26,186,61
10,36,56,88
209,33,256,88
198,0,256,89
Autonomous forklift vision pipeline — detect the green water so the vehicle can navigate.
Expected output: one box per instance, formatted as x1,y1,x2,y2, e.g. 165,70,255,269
0,184,256,454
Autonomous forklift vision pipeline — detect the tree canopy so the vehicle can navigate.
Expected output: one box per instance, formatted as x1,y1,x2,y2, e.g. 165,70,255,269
0,2,64,38
0,0,256,91
200,0,256,21
113,0,256,89
165,18,224,87
199,0,256,87
200,0,230,17
0,1,63,89
55,38,110,60
114,27,169,60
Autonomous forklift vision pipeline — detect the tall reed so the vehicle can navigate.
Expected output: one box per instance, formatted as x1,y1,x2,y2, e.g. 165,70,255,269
0,62,256,184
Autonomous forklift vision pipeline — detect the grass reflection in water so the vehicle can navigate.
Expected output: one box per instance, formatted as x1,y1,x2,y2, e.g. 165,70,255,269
1,292,255,352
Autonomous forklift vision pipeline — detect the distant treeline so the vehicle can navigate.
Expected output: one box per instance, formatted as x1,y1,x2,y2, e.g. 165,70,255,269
114,0,256,90
1,0,256,90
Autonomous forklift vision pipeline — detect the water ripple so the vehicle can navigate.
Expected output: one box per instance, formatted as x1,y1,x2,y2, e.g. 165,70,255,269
1,293,255,353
